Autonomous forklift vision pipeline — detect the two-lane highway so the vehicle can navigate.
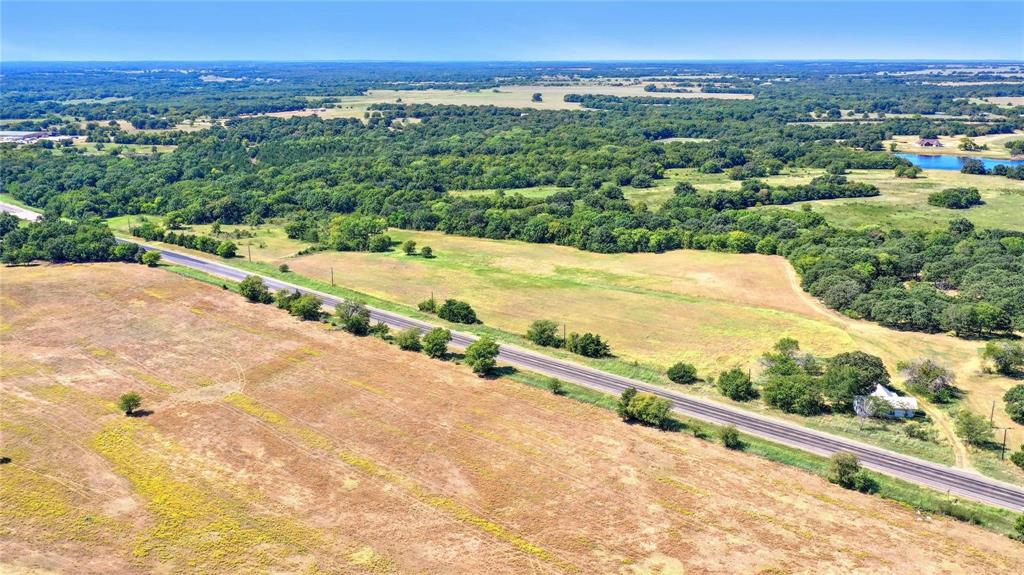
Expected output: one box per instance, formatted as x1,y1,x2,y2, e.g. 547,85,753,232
3,201,1024,511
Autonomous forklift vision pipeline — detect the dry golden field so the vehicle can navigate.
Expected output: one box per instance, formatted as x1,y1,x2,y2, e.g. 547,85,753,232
2,264,1022,574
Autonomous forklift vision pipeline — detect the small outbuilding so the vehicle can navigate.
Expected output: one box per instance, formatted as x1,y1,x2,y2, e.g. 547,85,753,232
916,138,943,147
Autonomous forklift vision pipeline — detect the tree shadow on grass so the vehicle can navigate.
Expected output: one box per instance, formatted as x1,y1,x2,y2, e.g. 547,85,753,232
127,409,153,418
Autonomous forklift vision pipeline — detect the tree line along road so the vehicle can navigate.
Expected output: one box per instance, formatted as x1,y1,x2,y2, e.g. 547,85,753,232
1,201,1023,511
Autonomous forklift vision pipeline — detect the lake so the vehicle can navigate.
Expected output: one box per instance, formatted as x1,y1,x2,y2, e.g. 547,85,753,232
897,153,1024,171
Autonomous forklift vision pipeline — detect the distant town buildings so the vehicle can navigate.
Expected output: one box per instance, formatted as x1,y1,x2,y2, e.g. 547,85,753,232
0,131,75,145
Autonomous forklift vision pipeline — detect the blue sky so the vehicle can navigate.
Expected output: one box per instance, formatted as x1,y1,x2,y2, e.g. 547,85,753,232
3,1,1022,61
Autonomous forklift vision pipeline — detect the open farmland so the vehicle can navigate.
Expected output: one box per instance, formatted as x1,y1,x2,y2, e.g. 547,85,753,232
249,84,754,119
885,131,1024,158
275,229,1024,461
2,264,1023,574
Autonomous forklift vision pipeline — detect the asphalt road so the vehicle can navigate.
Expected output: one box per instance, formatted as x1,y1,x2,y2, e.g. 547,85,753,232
3,201,1024,511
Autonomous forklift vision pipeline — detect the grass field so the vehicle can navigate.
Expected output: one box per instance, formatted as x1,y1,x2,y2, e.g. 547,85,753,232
276,229,1024,457
455,167,1024,232
780,169,1024,232
886,131,1024,159
246,84,753,120
99,206,1024,471
2,263,1022,574
106,216,311,261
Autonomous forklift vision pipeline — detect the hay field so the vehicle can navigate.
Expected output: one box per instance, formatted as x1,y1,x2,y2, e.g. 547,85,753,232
253,85,752,119
282,229,1024,455
2,264,1022,574
984,96,1024,107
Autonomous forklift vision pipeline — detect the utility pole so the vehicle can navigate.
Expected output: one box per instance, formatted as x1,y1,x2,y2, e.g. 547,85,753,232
247,245,252,262
562,323,566,343
331,267,335,286
990,400,996,425
1001,428,1009,460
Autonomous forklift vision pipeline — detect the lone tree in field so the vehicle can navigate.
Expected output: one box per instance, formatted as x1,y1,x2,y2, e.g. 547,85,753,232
418,296,438,313
954,410,993,447
616,387,672,429
216,240,237,259
716,368,756,401
420,246,433,258
288,295,323,321
394,328,422,352
667,362,698,385
526,319,562,348
438,299,478,324
982,341,1024,375
827,452,877,493
141,251,161,267
719,425,742,449
119,392,142,416
565,332,611,358
401,240,417,255
898,358,957,402
464,336,499,375
337,300,371,335
422,327,452,359
238,275,273,304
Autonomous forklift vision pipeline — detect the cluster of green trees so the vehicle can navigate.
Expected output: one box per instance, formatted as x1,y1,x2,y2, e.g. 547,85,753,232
827,452,878,493
239,274,326,321
981,341,1024,375
927,187,982,209
795,218,1023,335
616,387,673,429
326,215,391,252
673,175,879,211
389,326,452,358
898,359,958,403
133,221,237,258
400,240,433,257
525,319,612,358
711,338,917,419
961,158,1024,180
0,215,145,264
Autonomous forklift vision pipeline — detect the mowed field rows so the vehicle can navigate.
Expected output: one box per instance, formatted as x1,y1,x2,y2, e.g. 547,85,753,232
2,264,1023,574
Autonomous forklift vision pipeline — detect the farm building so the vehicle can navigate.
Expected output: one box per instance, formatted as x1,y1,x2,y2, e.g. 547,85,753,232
916,137,943,147
861,384,919,418
0,130,49,144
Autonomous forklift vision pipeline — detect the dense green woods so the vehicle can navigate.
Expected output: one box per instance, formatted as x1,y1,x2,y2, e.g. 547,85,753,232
2,62,1023,337
0,215,144,264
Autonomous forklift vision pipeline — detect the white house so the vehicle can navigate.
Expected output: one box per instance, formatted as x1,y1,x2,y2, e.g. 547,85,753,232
864,384,919,418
